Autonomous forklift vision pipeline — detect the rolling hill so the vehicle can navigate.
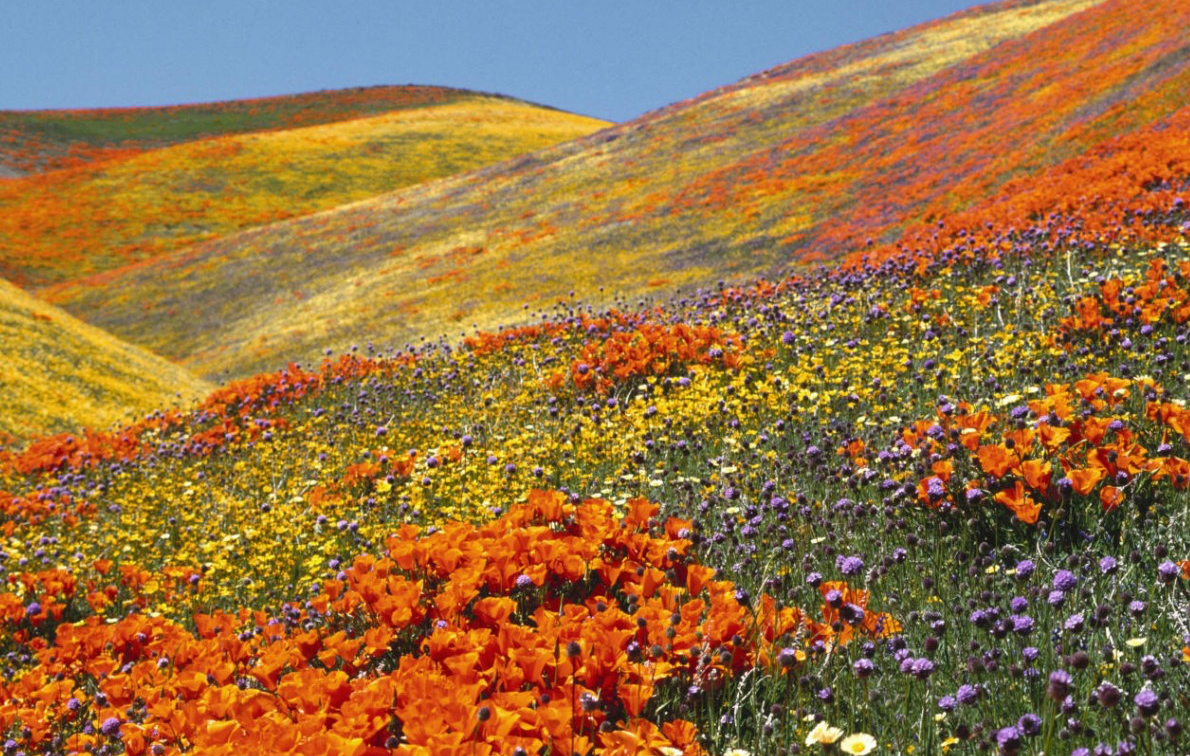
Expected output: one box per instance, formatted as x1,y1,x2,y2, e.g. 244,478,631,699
0,96,609,286
0,278,210,446
0,85,479,175
45,0,1190,380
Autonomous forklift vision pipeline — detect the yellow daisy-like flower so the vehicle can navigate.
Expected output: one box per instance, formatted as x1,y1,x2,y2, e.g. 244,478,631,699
805,721,845,747
838,733,878,754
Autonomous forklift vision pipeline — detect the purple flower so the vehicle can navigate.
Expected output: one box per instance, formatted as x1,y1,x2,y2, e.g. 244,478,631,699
1017,713,1042,736
776,647,800,668
1047,589,1067,607
840,603,866,625
1135,688,1160,717
1158,561,1180,583
1011,614,1035,635
1014,559,1036,579
1128,600,1147,616
24,601,40,618
1096,682,1122,708
514,574,534,590
911,658,935,679
852,658,875,678
926,477,945,500
1100,556,1119,574
100,717,122,737
836,555,865,576
1010,596,1029,613
956,684,980,705
1047,670,1073,700
938,696,957,711
1053,569,1077,592
995,725,1022,754
1064,613,1085,633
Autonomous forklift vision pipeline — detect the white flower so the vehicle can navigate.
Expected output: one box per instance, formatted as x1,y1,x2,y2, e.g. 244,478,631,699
839,732,878,754
805,720,844,746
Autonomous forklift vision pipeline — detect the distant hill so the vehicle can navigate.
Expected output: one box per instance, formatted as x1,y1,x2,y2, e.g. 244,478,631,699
0,278,210,446
0,95,609,286
0,85,479,175
47,0,1190,380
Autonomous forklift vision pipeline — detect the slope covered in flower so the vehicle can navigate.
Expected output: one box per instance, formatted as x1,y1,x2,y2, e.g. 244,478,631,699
2,110,1190,752
0,279,210,447
0,98,609,286
48,0,1190,380
0,85,477,176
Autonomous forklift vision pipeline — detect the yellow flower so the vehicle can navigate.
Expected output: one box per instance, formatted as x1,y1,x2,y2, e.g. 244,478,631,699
838,733,877,754
805,721,845,747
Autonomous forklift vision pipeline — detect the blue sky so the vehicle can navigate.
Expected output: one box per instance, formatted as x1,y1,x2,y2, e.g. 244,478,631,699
4,1,981,122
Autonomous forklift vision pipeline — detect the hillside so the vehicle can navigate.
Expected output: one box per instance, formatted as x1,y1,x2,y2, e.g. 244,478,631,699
0,97,609,286
0,85,478,175
1,150,1188,753
46,0,1190,380
0,278,210,446
6,0,1190,752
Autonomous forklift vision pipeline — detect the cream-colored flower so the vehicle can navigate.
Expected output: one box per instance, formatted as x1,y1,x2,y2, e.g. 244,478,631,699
838,733,878,754
722,749,751,756
805,720,845,746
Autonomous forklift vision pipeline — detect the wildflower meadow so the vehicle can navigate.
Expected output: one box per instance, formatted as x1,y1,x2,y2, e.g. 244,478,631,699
3,1,1190,755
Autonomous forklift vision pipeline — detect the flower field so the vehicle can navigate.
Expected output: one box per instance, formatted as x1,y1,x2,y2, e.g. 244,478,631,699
5,0,1190,754
42,0,1190,382
4,110,1190,751
0,97,608,286
0,85,478,176
0,280,210,446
